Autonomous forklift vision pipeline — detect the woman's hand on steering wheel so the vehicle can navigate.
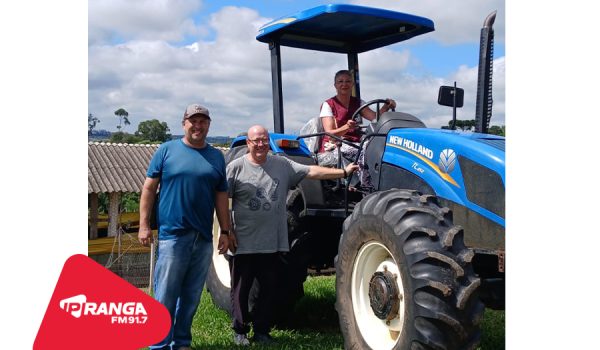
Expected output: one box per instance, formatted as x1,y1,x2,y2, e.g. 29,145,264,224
345,119,358,131
351,98,396,123
384,98,396,111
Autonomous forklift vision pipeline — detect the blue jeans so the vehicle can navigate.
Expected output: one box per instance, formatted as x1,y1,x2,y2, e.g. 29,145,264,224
150,232,213,350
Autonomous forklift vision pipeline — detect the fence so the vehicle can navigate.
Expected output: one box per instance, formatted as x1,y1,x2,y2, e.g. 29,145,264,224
88,228,156,292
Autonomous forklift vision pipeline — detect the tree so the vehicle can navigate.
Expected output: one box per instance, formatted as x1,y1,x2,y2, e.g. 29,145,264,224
114,108,130,131
488,125,506,136
135,119,172,142
444,120,505,136
444,119,476,131
88,113,100,135
96,192,140,213
109,131,142,144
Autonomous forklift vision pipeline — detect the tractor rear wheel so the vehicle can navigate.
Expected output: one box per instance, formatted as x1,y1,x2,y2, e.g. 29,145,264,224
273,188,311,324
206,214,234,313
335,189,484,350
206,144,247,314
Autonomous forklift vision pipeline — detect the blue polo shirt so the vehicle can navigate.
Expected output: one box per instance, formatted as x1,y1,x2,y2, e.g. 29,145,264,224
147,139,227,241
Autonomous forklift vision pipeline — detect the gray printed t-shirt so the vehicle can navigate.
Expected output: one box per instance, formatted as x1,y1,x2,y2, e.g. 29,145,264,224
227,154,310,254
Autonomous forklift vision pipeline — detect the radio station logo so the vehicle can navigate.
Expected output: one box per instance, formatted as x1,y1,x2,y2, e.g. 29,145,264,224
34,254,171,349
59,294,148,324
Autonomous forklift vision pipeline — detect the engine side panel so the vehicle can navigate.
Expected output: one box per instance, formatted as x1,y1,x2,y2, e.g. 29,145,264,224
439,199,505,250
378,128,505,227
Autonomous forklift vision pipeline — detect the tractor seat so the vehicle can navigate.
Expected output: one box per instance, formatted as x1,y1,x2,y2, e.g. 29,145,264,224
298,116,323,154
298,116,340,167
367,111,426,135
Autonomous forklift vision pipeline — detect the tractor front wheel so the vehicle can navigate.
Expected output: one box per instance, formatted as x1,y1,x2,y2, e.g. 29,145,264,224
335,189,484,350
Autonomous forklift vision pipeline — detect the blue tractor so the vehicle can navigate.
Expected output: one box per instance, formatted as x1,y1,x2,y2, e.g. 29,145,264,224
206,4,504,350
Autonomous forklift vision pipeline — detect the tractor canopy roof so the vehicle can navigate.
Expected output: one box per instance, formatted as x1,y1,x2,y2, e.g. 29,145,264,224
256,4,435,54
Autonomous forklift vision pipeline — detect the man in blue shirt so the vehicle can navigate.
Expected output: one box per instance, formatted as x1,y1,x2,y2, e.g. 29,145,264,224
138,103,231,350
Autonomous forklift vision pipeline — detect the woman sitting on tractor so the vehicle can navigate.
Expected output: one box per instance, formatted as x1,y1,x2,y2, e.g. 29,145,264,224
319,69,396,191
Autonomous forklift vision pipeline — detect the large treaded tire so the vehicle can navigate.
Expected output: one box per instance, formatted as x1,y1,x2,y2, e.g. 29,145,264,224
206,145,247,314
206,214,233,313
273,188,311,324
335,189,484,350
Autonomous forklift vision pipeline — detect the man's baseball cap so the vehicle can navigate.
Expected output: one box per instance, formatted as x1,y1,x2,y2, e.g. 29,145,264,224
183,104,211,120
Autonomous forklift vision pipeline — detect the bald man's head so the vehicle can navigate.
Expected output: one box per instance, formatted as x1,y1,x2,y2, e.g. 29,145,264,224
247,125,268,139
246,125,270,164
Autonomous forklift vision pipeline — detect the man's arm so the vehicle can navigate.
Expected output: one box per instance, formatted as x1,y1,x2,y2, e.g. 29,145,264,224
306,162,359,180
138,177,159,246
214,191,231,254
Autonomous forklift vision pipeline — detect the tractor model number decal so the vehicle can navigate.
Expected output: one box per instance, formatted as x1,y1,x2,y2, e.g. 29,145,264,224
412,162,425,174
387,137,460,188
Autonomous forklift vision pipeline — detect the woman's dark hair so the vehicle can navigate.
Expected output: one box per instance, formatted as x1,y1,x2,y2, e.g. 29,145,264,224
334,69,352,83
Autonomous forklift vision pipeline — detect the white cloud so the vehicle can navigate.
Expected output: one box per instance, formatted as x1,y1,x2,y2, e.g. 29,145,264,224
88,0,205,45
88,2,505,138
350,0,505,44
89,6,274,136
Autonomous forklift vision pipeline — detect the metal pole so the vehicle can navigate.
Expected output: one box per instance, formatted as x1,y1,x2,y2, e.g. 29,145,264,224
270,41,284,133
452,81,457,130
148,241,155,293
347,52,360,100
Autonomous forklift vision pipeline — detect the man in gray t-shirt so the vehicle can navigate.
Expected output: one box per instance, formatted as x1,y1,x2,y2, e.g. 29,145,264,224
228,154,308,254
226,125,358,346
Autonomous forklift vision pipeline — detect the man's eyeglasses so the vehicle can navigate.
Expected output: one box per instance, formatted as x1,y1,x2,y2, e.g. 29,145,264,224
248,138,269,146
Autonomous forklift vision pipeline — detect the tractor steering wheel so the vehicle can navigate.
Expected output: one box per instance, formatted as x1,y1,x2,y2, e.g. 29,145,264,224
350,98,396,124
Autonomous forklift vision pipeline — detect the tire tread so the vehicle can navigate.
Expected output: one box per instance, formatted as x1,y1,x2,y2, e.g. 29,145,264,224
336,189,484,350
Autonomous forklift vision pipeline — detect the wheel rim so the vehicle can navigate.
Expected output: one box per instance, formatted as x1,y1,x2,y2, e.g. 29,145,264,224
211,213,231,287
351,241,405,350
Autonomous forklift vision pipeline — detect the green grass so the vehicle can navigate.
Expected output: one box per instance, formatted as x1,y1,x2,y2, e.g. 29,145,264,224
479,307,506,349
153,275,504,349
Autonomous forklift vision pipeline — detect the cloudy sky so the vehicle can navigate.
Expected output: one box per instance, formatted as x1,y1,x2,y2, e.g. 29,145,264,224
6,2,600,347
88,0,505,137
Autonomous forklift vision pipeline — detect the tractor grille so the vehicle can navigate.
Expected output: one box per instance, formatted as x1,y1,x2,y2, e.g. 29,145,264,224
459,156,505,218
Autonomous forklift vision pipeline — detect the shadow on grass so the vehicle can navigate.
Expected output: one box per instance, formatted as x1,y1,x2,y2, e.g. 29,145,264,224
283,294,339,331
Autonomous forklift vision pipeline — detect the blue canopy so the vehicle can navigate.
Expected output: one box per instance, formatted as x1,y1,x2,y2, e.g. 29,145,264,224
256,4,435,54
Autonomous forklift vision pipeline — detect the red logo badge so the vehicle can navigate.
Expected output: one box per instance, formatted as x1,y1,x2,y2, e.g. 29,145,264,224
34,254,170,349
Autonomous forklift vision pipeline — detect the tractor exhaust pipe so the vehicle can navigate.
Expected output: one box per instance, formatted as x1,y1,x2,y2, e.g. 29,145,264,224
474,11,497,134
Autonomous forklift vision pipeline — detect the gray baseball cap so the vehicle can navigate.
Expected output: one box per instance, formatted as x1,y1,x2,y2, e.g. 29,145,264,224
183,103,211,120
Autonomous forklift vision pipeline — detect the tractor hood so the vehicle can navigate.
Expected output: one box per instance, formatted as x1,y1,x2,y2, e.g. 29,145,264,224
383,128,505,225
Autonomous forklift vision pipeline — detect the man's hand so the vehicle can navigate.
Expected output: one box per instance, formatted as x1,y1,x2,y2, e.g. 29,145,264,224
217,233,230,254
228,232,238,253
138,227,154,247
345,162,359,176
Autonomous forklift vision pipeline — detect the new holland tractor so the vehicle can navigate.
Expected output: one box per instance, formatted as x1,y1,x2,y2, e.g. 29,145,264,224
206,4,504,350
